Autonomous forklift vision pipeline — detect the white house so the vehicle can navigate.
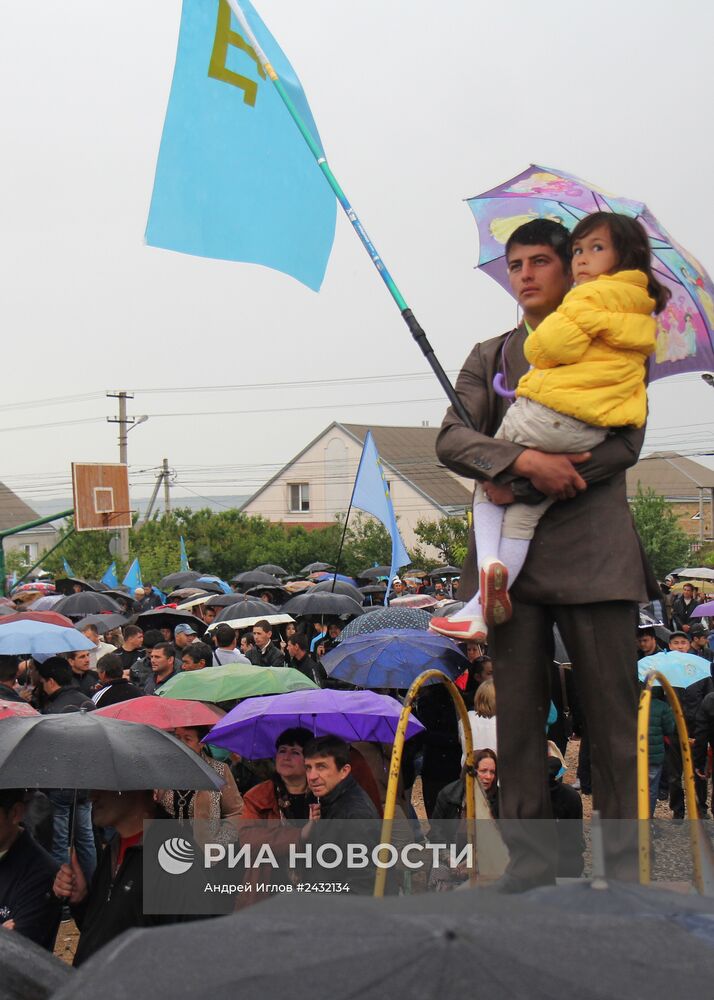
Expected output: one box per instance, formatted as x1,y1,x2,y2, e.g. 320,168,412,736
0,482,59,563
240,422,473,551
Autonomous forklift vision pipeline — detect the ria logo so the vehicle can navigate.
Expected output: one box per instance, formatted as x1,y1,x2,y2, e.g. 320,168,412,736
157,838,195,875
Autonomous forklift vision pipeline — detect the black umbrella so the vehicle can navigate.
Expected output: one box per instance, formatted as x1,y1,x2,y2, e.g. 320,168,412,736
431,564,462,577
53,884,714,1000
312,579,364,604
340,606,432,639
75,613,129,634
54,577,103,596
244,585,290,604
159,570,203,591
188,579,225,595
359,583,387,595
281,592,365,621
0,714,223,790
135,609,207,636
299,562,334,574
166,588,209,603
205,592,247,608
54,592,122,617
233,571,282,589
215,599,278,622
357,565,392,580
255,563,288,576
0,928,74,1000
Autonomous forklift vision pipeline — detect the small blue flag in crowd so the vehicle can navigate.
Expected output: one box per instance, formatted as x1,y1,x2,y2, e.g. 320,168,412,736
101,562,119,588
146,0,336,291
122,559,143,592
351,431,410,604
180,536,190,572
62,558,74,578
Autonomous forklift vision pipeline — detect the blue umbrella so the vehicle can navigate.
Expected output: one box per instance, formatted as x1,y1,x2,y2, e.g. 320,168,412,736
340,606,432,640
322,628,468,689
195,575,232,594
0,620,94,656
204,688,424,759
638,651,711,688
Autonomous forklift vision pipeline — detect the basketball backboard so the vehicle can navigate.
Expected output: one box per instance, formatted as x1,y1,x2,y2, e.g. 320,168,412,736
72,463,132,532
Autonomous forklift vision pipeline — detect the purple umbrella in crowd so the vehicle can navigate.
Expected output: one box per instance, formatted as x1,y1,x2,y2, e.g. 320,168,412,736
204,689,424,760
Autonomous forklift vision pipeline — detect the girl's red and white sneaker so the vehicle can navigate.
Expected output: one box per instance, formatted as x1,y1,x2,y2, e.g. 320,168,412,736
480,558,511,626
429,614,487,643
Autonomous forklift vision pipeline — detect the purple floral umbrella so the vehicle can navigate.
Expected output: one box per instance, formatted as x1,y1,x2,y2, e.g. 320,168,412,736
467,164,714,381
203,688,424,759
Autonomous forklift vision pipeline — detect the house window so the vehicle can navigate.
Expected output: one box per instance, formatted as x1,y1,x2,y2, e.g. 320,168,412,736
23,543,38,561
289,483,310,512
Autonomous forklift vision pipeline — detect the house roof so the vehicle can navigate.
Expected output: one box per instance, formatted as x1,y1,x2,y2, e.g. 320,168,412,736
0,482,42,533
240,422,472,514
626,452,714,499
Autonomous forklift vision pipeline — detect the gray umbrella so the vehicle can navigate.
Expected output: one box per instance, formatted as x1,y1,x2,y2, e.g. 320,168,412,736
216,599,278,622
299,562,334,574
0,714,224,790
311,579,364,603
54,592,122,617
0,929,73,1000
233,571,282,589
255,563,288,576
75,613,129,634
340,606,432,639
52,883,714,1000
281,592,365,621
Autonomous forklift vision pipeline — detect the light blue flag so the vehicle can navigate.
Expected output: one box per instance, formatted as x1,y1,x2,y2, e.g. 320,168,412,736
179,536,190,572
101,562,119,589
146,0,336,291
122,559,143,592
351,431,410,606
62,558,75,578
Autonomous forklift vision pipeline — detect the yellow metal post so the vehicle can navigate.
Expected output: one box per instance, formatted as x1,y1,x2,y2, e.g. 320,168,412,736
373,668,475,897
637,670,705,892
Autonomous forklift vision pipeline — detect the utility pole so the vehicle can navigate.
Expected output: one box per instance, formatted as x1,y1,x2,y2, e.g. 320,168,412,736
162,458,171,515
107,391,134,562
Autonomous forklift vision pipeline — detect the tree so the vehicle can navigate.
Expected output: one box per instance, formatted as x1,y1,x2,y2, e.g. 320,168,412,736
410,516,469,569
630,486,691,579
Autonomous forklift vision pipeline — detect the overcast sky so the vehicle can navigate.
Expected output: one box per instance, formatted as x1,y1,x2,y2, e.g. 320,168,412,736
1,0,713,511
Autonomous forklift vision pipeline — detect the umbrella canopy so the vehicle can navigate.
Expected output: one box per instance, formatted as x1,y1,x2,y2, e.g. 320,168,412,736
1,927,74,1000
54,592,122,617
0,605,16,617
51,882,714,1000
692,600,714,618
166,587,209,603
281,592,365,621
359,583,387,595
233,570,283,589
74,612,130,633
22,594,64,611
193,575,232,595
204,592,247,608
159,570,203,591
11,582,55,595
100,589,138,609
676,567,714,581
215,599,279,622
431,565,462,577
389,594,439,609
207,613,294,632
0,620,94,656
94,696,224,729
135,608,207,636
311,579,364,604
340,606,433,640
0,698,39,720
468,164,714,381
158,663,317,703
54,577,102,595
207,688,424,758
255,563,289,576
284,580,316,594
244,584,290,603
323,628,467,689
0,611,75,628
671,579,713,595
0,713,224,790
299,562,334,574
311,572,357,585
638,651,712,688
357,565,391,580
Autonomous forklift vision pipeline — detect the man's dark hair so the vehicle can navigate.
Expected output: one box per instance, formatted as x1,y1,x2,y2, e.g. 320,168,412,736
505,219,572,268
123,625,144,641
214,624,236,648
304,735,351,769
287,632,309,653
0,788,26,813
474,655,492,678
153,642,175,661
275,727,313,751
253,619,272,635
182,641,213,667
142,629,163,650
0,655,19,684
241,633,256,648
97,652,123,680
37,657,74,688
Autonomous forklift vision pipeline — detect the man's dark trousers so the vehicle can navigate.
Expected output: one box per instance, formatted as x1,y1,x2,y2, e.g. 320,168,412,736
493,599,639,883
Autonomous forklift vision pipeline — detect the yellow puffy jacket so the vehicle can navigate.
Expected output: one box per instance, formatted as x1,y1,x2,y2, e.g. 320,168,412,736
516,270,656,428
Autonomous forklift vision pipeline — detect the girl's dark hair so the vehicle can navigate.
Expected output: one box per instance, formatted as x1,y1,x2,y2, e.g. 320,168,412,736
474,748,497,774
570,211,671,314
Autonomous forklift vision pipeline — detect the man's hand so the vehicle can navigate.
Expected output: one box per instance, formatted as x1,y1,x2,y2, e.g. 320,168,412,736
53,850,88,906
681,624,691,633
483,483,515,506
300,802,322,841
511,449,591,501
2,920,15,931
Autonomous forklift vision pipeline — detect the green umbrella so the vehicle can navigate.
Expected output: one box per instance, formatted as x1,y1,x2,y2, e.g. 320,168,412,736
157,664,317,702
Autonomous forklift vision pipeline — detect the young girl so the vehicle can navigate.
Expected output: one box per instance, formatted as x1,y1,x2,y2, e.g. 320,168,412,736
430,212,670,642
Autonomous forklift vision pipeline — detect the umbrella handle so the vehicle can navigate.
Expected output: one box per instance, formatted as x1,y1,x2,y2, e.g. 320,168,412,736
68,787,78,859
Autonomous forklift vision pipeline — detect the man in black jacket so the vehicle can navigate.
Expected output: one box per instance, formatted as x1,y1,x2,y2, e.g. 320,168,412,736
37,658,94,714
0,789,61,949
92,654,143,708
286,634,326,686
0,655,23,702
671,583,700,633
66,649,99,697
247,621,285,668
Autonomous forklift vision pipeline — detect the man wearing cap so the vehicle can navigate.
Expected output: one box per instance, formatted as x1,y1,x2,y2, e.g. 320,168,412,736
173,623,198,652
690,626,714,665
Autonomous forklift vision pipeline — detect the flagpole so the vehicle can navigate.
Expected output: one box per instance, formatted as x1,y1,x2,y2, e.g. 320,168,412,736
227,0,475,432
329,445,367,592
